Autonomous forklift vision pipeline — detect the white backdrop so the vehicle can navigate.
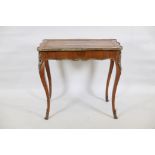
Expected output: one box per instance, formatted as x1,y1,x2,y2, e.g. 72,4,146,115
0,26,155,128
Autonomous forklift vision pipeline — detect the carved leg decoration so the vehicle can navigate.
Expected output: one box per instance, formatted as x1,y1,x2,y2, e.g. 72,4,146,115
112,56,121,119
39,60,51,120
105,60,114,102
45,60,52,98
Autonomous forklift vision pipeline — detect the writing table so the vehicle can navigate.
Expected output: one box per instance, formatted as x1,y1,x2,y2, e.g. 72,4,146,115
37,39,122,120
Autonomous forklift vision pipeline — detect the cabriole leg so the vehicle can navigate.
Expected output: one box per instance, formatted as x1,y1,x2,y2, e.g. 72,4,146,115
112,56,121,119
105,59,114,102
39,59,51,120
45,60,52,98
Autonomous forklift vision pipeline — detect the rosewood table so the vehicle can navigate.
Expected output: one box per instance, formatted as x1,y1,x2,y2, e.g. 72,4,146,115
37,39,122,120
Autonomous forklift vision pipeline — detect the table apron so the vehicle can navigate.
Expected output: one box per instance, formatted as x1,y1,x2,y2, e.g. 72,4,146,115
39,51,121,60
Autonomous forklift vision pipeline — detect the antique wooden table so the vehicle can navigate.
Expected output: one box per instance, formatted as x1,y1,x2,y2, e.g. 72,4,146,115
37,39,122,120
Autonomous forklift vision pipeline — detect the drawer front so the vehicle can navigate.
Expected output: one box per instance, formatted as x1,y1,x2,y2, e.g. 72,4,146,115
75,51,86,58
40,51,86,60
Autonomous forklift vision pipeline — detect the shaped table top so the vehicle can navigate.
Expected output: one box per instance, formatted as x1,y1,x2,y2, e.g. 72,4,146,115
37,39,122,52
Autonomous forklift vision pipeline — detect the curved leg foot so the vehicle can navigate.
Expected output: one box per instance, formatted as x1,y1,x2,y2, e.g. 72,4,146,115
44,99,50,120
45,60,52,98
113,110,118,119
39,60,51,120
112,58,121,119
105,60,114,102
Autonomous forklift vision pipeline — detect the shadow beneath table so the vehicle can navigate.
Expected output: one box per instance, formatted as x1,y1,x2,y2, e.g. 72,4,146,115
48,97,113,119
85,60,108,102
56,60,110,101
